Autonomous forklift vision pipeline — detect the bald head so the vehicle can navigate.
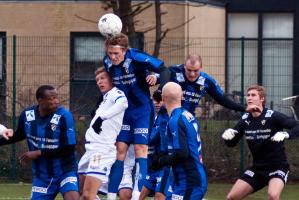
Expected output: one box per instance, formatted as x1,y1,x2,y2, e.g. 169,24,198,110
162,82,183,111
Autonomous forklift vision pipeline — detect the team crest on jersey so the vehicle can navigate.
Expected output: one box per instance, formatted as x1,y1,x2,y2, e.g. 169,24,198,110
50,124,57,131
182,110,194,122
265,109,274,118
50,114,61,125
176,73,185,82
25,110,35,121
261,119,266,125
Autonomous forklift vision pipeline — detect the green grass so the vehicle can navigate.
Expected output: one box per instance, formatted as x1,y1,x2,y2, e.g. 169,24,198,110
0,182,298,199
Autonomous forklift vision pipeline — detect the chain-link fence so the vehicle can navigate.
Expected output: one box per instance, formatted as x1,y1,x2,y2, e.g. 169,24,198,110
0,35,298,182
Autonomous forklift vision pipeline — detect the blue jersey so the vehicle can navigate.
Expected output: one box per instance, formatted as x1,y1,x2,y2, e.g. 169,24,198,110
149,106,169,156
17,105,77,179
103,48,164,110
167,108,207,196
169,64,244,115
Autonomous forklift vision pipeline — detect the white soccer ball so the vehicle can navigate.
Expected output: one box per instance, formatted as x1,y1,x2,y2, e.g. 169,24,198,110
98,13,122,37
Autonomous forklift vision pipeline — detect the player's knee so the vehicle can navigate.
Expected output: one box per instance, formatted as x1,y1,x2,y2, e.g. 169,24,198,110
81,191,94,200
268,190,280,200
119,191,132,200
134,144,148,157
154,192,165,200
226,193,236,200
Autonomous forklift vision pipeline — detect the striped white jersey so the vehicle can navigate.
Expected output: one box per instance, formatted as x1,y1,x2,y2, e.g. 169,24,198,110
85,87,128,152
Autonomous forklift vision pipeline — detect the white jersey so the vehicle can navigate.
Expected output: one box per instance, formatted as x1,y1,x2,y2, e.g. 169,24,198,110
85,87,128,152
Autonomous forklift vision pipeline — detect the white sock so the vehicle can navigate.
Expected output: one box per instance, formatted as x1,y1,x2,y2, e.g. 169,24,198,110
107,193,117,200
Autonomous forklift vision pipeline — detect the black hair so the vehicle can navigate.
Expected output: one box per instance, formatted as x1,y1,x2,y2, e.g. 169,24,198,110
153,90,162,102
36,85,55,100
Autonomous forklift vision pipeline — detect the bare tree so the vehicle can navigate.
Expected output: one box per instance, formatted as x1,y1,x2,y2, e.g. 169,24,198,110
77,0,200,56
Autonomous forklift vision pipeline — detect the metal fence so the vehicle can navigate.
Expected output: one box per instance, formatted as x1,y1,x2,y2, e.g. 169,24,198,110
0,35,298,182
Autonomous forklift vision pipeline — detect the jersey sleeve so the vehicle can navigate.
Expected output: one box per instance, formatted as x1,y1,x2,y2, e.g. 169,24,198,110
99,89,128,120
60,111,77,145
0,111,26,145
205,77,245,112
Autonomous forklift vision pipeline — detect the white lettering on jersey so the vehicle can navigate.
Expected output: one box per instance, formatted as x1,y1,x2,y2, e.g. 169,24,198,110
60,176,78,187
172,194,184,200
32,186,48,194
26,110,35,121
182,110,194,122
244,170,255,177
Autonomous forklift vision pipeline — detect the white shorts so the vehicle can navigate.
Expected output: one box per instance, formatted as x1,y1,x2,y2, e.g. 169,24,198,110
78,151,116,183
99,154,135,194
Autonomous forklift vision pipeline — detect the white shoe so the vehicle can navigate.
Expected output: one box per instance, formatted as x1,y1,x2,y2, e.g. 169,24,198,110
107,193,117,200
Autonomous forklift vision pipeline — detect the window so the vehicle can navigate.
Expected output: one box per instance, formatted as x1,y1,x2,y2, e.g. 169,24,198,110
70,32,105,116
227,13,294,113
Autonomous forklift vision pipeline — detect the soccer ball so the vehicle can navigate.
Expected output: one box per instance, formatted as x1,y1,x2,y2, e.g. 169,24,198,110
98,13,122,37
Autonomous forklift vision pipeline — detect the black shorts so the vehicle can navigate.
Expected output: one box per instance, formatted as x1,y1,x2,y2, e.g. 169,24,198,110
240,165,289,192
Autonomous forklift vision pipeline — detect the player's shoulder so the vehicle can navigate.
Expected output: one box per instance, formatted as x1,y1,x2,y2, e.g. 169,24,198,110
56,106,73,117
181,110,196,122
129,48,162,63
109,87,126,96
169,64,184,72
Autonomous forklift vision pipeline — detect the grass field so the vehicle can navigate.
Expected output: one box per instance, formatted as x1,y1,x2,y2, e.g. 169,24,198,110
0,182,298,199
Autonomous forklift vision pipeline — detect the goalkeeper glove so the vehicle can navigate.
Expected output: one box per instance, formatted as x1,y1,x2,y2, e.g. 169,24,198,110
222,128,238,140
271,131,289,142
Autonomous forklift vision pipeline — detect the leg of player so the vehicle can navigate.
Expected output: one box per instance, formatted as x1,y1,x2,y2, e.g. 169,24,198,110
63,191,80,200
154,192,166,200
226,179,254,200
81,176,102,200
132,144,148,199
79,175,86,195
107,141,129,200
139,186,151,200
119,188,133,200
267,178,284,200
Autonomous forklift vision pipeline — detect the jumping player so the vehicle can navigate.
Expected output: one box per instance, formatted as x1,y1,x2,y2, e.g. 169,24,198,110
222,85,299,200
103,33,170,199
78,67,128,200
168,54,245,115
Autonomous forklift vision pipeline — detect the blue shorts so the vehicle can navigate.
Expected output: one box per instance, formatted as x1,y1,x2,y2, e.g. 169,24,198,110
143,167,172,198
117,106,154,145
31,171,79,200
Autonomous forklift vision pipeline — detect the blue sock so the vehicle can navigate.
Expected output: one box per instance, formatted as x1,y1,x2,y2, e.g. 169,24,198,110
136,157,148,191
108,160,124,193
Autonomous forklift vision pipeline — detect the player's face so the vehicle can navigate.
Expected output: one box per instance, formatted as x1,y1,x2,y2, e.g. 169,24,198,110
153,99,163,114
107,45,126,65
246,89,264,107
96,71,113,93
39,89,60,114
184,60,202,82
